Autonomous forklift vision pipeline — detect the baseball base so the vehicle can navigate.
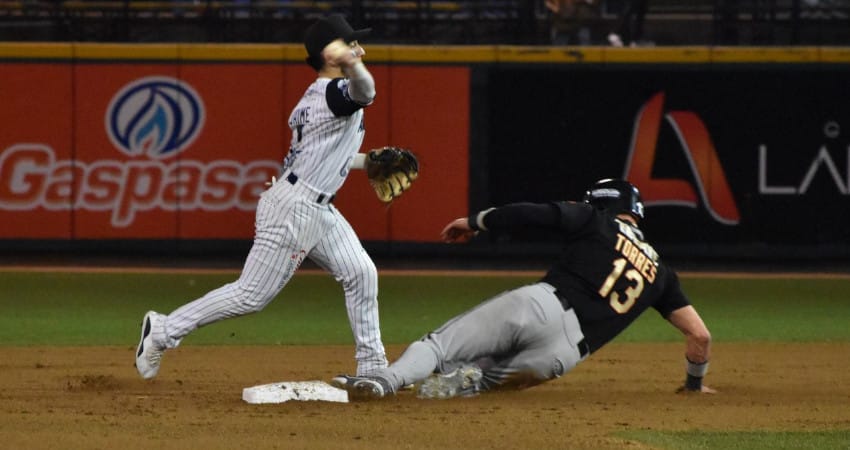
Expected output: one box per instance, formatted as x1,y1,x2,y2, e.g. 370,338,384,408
242,381,349,404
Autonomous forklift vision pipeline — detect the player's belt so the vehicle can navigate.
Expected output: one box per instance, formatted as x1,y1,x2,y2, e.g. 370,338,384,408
554,289,590,358
553,288,573,310
286,173,335,204
575,338,589,358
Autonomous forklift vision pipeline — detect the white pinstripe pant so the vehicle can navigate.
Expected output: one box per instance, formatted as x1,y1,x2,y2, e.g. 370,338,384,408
161,177,388,376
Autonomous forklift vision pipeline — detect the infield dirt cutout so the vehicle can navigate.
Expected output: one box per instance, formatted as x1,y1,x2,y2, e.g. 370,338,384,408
1,343,848,450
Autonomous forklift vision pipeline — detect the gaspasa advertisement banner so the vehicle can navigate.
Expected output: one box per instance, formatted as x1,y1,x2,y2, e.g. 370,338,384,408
0,49,470,242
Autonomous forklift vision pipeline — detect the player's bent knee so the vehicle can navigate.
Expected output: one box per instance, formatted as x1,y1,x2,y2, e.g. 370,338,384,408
340,260,379,297
231,284,278,313
354,258,378,282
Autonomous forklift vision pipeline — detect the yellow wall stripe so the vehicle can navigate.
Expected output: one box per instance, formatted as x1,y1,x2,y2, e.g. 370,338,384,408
709,46,821,63
1,42,850,64
178,44,285,61
73,43,180,60
0,42,73,59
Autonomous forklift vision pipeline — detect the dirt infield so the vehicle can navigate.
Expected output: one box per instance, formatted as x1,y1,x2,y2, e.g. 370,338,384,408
1,343,848,450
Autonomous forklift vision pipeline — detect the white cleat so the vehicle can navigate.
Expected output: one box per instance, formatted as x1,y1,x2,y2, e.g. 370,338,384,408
135,311,166,379
417,364,483,399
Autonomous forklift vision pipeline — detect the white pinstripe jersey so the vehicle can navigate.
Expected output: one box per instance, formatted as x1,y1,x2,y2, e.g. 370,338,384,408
283,77,368,194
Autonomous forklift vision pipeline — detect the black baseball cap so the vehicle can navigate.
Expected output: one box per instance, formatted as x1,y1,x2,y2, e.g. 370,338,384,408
304,14,371,69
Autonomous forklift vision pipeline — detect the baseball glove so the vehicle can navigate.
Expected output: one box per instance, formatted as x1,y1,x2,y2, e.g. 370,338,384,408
365,146,419,203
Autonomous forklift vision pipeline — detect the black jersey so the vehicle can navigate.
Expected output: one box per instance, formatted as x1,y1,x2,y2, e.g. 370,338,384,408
476,201,690,353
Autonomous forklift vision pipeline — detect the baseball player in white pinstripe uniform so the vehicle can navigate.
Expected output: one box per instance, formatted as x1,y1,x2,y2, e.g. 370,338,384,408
135,14,388,379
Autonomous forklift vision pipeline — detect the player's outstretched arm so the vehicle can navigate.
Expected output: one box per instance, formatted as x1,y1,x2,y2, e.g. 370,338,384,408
667,305,716,394
441,218,478,243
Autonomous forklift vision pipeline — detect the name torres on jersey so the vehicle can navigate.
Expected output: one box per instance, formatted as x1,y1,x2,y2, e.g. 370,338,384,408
613,220,659,284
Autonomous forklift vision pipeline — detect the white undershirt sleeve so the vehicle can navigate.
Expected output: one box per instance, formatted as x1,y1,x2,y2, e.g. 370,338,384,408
344,61,376,105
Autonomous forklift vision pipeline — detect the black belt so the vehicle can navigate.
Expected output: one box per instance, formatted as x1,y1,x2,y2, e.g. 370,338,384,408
286,173,335,204
577,338,590,358
554,289,571,311
554,289,590,358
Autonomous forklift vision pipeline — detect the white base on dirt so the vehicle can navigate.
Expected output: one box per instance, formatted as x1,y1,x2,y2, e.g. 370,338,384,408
242,381,349,404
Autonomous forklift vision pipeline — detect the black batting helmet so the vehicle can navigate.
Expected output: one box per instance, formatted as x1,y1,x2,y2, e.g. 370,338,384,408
583,178,645,220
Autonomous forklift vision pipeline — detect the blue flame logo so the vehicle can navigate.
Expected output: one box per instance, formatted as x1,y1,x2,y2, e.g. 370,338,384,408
106,76,205,159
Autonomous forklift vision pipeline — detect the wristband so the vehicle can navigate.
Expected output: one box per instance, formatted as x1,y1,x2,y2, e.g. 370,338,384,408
686,358,709,377
349,153,367,169
684,358,708,390
468,208,494,232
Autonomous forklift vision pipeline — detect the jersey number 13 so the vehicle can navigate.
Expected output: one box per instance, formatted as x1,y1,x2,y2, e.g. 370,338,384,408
598,258,645,314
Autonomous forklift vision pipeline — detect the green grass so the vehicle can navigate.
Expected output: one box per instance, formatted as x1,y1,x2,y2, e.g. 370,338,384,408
1,271,849,346
618,277,850,343
0,271,524,346
619,430,850,450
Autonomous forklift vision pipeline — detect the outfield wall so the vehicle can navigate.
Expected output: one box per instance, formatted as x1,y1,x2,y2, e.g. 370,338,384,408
1,44,848,261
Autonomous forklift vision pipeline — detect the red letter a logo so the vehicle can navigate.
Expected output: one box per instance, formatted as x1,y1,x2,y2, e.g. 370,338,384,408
624,92,740,225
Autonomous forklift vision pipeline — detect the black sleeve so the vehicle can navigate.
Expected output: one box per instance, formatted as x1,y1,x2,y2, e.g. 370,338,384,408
470,201,593,234
325,78,366,116
653,269,692,318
